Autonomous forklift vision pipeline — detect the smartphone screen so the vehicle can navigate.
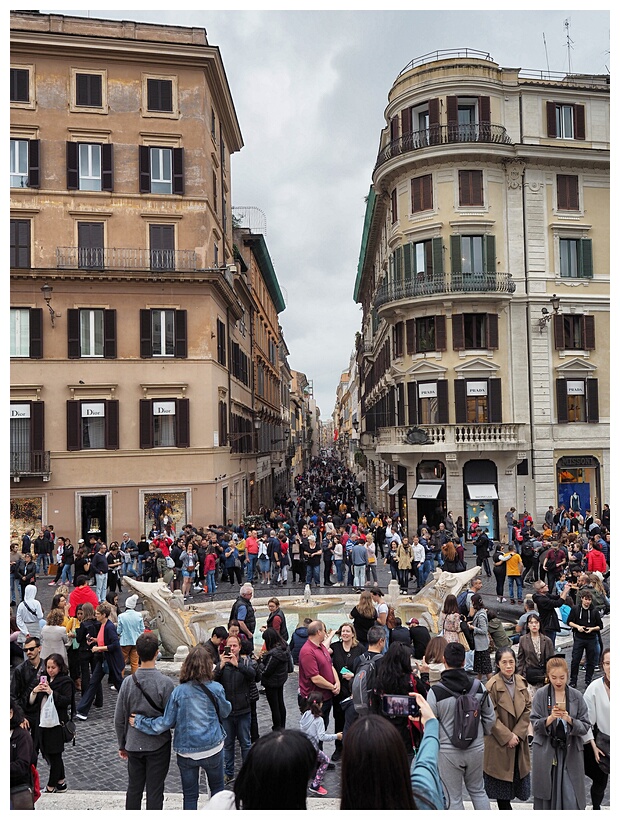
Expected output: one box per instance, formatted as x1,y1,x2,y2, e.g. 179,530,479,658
40,675,47,685
382,694,420,717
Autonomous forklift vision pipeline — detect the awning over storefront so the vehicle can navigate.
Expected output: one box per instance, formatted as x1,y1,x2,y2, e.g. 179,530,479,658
379,478,390,490
387,481,404,496
412,483,443,500
466,484,498,500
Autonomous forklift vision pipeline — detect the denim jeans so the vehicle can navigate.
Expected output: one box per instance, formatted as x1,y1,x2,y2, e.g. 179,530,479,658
61,563,73,584
334,560,343,582
95,572,107,602
222,713,251,777
508,575,523,600
176,749,224,809
420,558,434,587
36,554,50,576
246,554,257,581
353,565,366,588
206,570,216,594
10,576,21,603
305,564,320,585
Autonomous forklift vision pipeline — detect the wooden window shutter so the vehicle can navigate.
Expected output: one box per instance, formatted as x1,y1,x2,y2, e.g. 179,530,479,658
31,402,45,452
557,174,579,210
450,235,462,274
403,243,412,283
397,383,405,426
586,379,599,422
139,146,151,193
579,239,593,278
435,315,447,351
454,380,467,423
67,309,80,358
388,388,396,427
11,219,31,268
66,142,79,190
437,380,449,423
574,104,586,140
394,246,403,281
446,96,458,125
556,379,568,423
411,177,421,212
452,314,465,350
484,234,496,273
472,170,483,205
29,308,43,359
553,314,564,349
422,174,432,210
402,107,412,135
479,96,491,124
391,188,398,223
11,68,29,102
66,401,81,451
406,319,416,355
28,140,40,188
101,144,113,192
140,309,153,358
76,73,89,105
486,313,499,349
103,309,116,359
175,310,188,358
139,400,153,449
105,400,119,450
546,102,557,137
172,148,184,195
390,115,399,143
583,315,595,350
429,98,440,126
488,378,503,422
176,398,190,447
432,237,443,276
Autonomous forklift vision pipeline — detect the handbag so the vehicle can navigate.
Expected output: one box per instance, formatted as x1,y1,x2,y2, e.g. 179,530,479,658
596,729,610,775
525,665,546,685
457,628,470,650
61,719,76,745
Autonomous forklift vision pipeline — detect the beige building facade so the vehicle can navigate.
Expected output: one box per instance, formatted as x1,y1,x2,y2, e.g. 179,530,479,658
354,50,609,537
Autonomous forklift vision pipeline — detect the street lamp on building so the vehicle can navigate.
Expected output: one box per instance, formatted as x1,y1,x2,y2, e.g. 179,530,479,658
41,283,56,327
538,294,561,333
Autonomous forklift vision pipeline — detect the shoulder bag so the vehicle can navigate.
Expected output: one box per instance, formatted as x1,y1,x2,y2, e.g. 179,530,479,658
132,675,166,714
197,682,223,727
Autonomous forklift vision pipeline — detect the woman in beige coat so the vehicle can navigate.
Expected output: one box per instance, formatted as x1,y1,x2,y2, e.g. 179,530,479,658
483,646,531,809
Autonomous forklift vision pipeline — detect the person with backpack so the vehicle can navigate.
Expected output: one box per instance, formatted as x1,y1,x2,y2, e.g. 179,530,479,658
426,641,496,810
349,625,385,729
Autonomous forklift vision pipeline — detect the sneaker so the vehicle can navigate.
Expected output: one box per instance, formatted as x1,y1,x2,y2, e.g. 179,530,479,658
517,599,523,605
110,685,117,692
48,582,57,586
510,599,516,605
55,782,68,793
331,747,342,762
308,785,328,796
501,598,508,603
75,713,88,721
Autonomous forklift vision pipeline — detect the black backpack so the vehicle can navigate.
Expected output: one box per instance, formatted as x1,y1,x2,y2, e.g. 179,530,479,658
433,679,488,749
352,653,380,715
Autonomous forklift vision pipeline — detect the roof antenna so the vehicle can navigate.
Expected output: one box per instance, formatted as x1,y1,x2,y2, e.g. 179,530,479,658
543,32,550,77
564,18,574,75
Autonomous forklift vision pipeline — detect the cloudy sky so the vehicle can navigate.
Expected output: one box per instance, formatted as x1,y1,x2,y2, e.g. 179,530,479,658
44,5,610,417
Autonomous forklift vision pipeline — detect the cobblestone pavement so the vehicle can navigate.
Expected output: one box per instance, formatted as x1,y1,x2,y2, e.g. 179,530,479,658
24,559,609,806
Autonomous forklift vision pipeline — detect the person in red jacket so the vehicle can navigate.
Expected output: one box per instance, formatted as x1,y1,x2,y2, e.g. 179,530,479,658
586,543,607,574
68,575,99,617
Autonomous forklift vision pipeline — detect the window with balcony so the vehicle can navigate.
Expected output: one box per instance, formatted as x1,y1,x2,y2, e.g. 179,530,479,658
452,313,499,350
557,174,579,211
68,308,116,359
77,222,104,270
66,142,113,192
454,379,502,423
458,170,484,207
139,309,186,358
75,73,102,108
10,67,30,102
139,146,184,195
450,235,496,275
559,238,592,279
447,95,490,142
10,402,45,474
556,378,599,423
546,101,585,140
406,380,449,425
10,139,39,188
140,398,189,448
149,224,176,271
10,308,42,358
411,174,433,213
10,219,31,268
553,314,595,351
66,399,119,451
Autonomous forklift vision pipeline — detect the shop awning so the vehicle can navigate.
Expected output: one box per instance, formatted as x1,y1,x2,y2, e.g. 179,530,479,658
379,479,390,490
466,484,498,500
412,483,443,500
387,481,404,496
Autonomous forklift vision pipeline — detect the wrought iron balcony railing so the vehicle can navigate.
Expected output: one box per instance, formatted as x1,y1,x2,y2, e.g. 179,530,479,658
11,450,51,479
56,246,198,272
376,123,512,169
374,272,516,308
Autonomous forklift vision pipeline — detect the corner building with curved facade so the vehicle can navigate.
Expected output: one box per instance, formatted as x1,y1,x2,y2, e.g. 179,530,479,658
354,50,609,537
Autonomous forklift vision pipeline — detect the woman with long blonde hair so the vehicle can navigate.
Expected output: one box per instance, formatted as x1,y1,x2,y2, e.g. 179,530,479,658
349,590,377,649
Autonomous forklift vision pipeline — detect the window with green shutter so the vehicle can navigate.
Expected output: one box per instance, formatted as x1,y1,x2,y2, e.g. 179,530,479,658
559,238,593,278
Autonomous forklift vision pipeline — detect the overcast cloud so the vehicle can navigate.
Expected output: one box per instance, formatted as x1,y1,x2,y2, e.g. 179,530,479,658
43,6,610,417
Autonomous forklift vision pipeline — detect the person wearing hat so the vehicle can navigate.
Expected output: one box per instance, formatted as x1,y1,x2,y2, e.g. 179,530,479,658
117,595,145,676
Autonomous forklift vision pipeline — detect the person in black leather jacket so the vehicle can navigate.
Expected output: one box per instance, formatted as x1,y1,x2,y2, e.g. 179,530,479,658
257,628,290,731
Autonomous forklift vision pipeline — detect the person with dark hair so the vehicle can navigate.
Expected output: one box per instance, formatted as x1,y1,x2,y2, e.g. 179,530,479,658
340,704,444,810
114,632,175,809
257,627,290,731
206,729,317,810
205,626,228,666
68,574,98,617
407,618,431,660
483,646,531,809
567,591,603,689
75,602,124,719
470,593,492,681
516,612,554,700
74,602,103,710
532,579,571,647
298,621,340,727
374,641,428,755
439,594,462,644
10,635,45,753
299,691,341,795
486,608,511,649
328,622,364,761
289,617,311,665
28,652,75,793
583,647,610,811
131,643,231,809
10,699,36,809
426,641,496,810
389,616,412,646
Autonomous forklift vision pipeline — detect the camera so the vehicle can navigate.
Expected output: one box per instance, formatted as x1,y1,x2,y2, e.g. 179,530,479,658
381,694,420,717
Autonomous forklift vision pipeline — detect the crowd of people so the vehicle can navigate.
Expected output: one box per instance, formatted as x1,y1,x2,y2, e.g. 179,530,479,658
10,457,610,809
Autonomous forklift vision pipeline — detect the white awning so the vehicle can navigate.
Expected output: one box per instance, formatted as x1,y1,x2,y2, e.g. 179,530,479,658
379,478,390,490
466,484,498,500
387,481,404,496
412,483,443,500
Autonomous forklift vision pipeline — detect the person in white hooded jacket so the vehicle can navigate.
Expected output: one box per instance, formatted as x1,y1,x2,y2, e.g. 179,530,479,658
16,584,44,644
